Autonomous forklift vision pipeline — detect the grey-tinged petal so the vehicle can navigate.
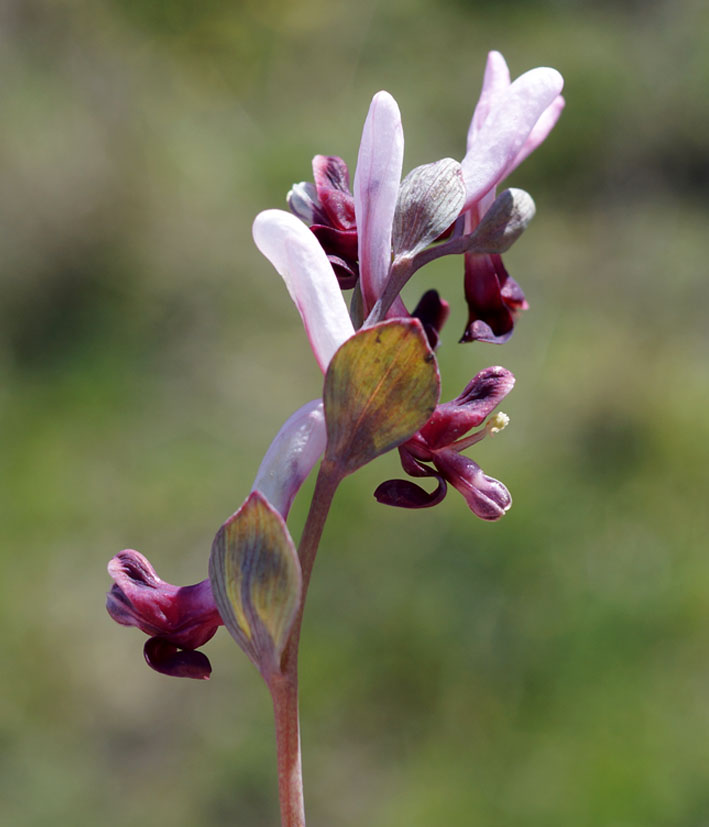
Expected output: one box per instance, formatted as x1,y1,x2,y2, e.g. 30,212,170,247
287,181,319,223
393,158,466,259
467,188,536,254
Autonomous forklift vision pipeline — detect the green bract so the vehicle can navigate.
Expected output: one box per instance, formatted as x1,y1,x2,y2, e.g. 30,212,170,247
323,319,440,476
209,492,302,678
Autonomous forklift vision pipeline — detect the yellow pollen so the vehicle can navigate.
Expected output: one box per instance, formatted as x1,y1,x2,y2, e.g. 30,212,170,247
486,411,510,435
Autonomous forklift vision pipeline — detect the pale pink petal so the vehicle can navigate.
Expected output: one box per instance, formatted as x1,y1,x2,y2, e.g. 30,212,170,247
470,188,496,227
252,399,326,519
461,67,564,210
252,210,354,372
467,50,511,148
467,94,564,224
506,94,566,176
354,91,404,314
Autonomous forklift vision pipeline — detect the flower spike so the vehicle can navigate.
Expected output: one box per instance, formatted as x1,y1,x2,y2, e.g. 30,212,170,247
103,54,564,822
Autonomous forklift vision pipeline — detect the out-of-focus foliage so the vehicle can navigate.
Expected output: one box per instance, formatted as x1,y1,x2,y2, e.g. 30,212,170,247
1,0,708,824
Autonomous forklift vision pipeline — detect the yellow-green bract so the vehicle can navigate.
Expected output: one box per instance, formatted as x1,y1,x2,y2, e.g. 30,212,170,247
209,492,302,678
323,319,440,476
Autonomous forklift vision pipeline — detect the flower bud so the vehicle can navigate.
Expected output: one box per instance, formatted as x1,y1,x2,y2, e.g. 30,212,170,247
392,158,466,259
467,187,536,253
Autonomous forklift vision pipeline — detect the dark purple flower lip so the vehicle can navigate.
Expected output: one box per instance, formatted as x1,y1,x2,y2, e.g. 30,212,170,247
143,637,213,680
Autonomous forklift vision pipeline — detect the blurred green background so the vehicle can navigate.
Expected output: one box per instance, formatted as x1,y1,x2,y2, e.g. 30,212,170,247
2,0,708,824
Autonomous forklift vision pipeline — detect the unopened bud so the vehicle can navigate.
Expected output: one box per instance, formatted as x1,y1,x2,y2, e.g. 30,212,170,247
467,188,536,254
392,158,466,259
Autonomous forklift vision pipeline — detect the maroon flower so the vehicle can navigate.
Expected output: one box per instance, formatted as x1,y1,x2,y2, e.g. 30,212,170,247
374,366,515,520
288,155,359,288
106,550,223,679
460,251,528,344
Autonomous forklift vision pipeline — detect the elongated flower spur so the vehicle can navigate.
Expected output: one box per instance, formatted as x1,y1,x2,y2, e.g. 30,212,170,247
105,50,564,827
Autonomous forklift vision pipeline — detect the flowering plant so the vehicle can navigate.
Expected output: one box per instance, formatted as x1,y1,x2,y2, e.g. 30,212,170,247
106,51,563,825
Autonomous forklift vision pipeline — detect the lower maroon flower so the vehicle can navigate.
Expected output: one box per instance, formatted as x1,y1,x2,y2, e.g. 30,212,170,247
374,366,514,520
460,252,528,344
106,550,223,679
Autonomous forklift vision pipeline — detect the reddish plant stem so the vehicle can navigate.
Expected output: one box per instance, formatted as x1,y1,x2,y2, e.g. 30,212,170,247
270,459,343,827
294,459,343,596
270,674,304,827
